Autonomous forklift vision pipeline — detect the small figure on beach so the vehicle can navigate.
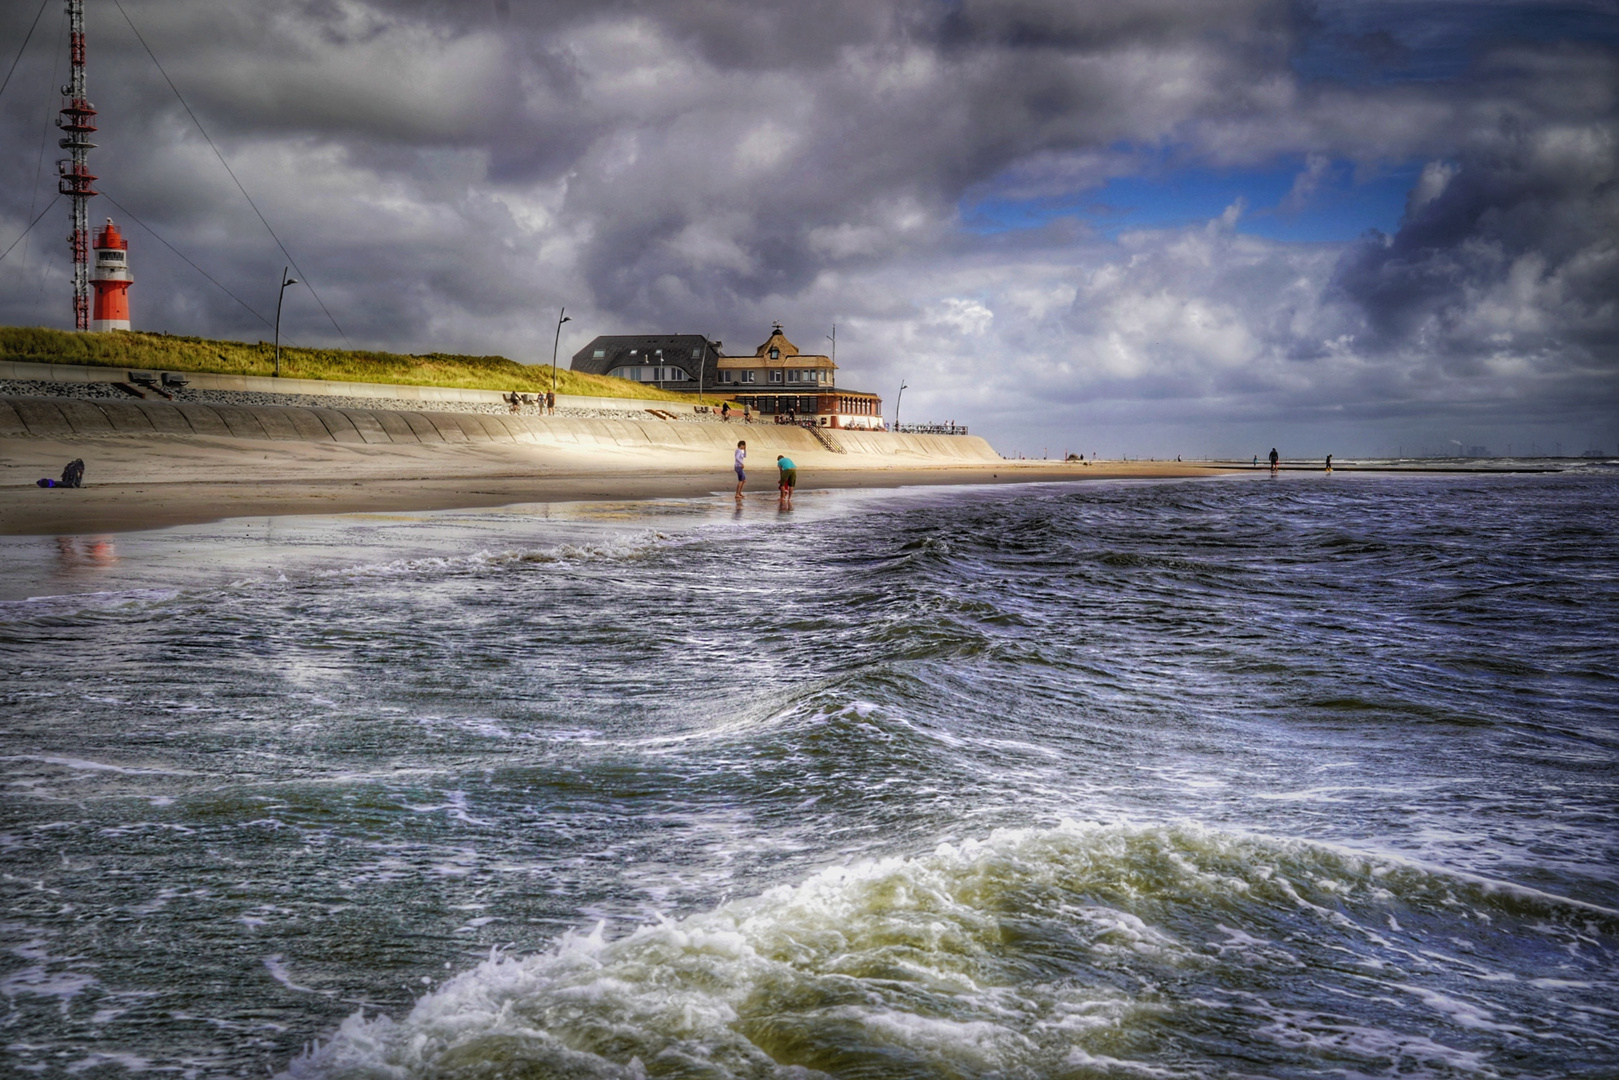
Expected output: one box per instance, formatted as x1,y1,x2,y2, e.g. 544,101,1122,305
722,402,731,422
1269,447,1280,473
545,391,555,415
744,405,752,423
776,455,796,509
1325,454,1333,473
734,440,747,499
507,390,521,413
37,459,85,488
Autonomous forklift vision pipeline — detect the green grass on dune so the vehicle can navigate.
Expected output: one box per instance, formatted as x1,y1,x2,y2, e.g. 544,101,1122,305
0,325,717,402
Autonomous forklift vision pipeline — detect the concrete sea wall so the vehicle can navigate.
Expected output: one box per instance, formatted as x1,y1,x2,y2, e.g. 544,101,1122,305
0,394,1001,463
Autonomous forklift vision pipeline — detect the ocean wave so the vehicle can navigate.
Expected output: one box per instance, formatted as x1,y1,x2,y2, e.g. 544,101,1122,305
288,820,1614,1078
305,532,682,583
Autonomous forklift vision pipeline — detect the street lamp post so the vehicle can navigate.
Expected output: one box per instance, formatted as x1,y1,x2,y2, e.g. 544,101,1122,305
826,324,836,391
894,378,908,432
550,307,571,397
274,266,298,377
697,338,720,405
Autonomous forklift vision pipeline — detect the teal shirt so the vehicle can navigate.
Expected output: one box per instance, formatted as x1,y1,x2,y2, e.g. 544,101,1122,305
777,458,795,470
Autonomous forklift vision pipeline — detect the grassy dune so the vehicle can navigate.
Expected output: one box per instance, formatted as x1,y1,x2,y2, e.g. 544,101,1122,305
0,326,709,402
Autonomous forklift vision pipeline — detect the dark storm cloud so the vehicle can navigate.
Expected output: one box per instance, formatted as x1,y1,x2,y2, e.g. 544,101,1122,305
0,0,1614,453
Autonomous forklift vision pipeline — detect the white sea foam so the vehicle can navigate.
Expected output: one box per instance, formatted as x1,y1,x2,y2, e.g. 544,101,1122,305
265,955,327,995
306,531,681,584
291,818,1587,1078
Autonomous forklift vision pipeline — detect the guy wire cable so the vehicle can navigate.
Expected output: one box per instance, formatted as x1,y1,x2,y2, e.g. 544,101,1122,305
99,189,275,329
0,194,64,266
110,0,351,346
0,0,52,103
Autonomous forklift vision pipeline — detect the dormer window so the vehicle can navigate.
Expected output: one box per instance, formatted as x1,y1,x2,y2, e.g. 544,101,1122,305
769,347,780,360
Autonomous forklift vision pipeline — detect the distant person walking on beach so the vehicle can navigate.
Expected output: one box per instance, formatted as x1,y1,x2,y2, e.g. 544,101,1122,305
734,440,747,499
1325,454,1333,473
545,391,555,415
776,455,796,508
722,402,730,422
1269,448,1280,473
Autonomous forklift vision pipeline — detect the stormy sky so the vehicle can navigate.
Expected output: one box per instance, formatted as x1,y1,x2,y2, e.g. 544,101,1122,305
2,0,1615,458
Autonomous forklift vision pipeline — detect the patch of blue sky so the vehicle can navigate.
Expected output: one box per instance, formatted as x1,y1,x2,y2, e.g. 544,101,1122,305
962,159,1421,244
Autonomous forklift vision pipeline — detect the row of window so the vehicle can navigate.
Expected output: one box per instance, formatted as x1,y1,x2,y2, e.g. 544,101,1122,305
608,366,690,382
719,369,828,385
594,347,703,360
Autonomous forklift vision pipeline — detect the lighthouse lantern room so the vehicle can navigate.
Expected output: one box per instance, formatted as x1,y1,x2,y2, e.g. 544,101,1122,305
90,218,131,332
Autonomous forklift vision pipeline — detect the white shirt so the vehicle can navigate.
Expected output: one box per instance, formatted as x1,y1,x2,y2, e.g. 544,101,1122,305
735,448,746,467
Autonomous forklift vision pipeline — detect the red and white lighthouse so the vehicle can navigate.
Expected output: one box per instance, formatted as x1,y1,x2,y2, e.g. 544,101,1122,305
90,218,131,332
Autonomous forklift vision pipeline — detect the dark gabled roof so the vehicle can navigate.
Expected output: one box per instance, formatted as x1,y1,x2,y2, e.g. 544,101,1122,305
569,335,719,376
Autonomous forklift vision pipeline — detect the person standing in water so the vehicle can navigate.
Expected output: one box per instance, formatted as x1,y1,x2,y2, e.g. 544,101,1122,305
1269,447,1280,473
776,454,796,509
1325,454,1333,473
734,440,747,499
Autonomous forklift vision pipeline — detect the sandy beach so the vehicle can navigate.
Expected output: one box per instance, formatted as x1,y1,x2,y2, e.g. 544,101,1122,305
0,428,1235,535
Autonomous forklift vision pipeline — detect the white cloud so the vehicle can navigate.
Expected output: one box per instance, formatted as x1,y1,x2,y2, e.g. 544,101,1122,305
0,0,1611,456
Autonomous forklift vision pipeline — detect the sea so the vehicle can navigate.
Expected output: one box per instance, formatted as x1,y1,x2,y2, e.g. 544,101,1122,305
1,469,1616,1079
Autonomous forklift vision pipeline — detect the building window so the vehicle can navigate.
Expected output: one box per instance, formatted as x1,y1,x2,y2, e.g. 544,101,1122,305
743,371,756,383
691,347,702,358
593,349,605,358
769,347,780,360
721,371,734,384
769,370,783,383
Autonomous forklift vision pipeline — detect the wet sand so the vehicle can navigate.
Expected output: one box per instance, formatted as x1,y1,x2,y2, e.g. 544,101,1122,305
0,433,1236,535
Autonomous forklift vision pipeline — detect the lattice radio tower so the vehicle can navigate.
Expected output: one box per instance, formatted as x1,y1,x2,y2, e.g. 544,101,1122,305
57,0,98,331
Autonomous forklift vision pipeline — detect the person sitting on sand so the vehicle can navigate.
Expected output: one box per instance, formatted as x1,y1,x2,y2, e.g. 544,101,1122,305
37,459,85,488
734,440,747,499
776,455,796,508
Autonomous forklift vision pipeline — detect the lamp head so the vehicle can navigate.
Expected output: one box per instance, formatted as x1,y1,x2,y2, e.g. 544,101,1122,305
284,277,298,287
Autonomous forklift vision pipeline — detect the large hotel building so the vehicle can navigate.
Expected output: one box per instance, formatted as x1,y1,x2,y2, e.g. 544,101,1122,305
570,324,883,428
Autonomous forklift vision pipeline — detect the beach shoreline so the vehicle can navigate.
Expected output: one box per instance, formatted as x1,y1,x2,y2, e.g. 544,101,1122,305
0,434,1236,535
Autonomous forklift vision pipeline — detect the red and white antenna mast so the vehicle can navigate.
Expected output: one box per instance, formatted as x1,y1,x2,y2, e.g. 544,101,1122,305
57,0,98,331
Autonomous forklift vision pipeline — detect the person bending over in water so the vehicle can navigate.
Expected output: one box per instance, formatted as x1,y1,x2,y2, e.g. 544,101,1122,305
734,440,747,499
776,455,796,508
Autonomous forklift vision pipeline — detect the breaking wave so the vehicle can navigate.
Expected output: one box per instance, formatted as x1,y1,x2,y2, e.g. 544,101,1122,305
291,820,1615,1079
